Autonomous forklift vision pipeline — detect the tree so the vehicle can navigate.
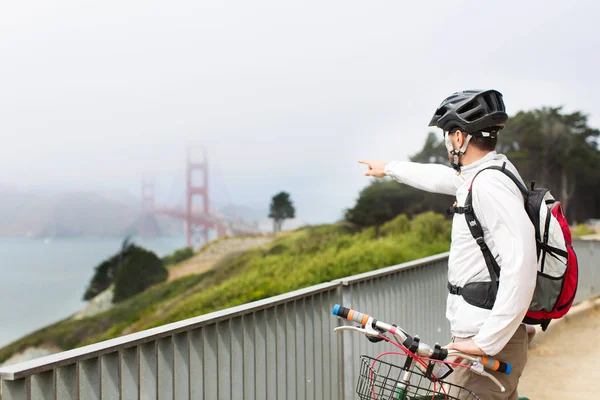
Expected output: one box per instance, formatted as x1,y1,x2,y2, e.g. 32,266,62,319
269,192,296,233
410,132,448,164
345,180,407,234
113,247,168,302
83,238,170,302
83,238,134,300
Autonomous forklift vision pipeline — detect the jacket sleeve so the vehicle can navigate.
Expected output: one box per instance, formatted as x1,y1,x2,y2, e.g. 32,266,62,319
471,172,537,356
384,161,463,196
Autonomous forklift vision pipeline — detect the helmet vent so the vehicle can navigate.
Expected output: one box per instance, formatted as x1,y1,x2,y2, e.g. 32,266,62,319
483,94,495,111
434,106,447,118
457,100,479,114
496,93,506,112
467,110,485,121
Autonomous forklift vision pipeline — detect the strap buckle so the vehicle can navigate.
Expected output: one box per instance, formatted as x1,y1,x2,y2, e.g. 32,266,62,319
447,205,473,215
475,236,487,248
447,282,462,295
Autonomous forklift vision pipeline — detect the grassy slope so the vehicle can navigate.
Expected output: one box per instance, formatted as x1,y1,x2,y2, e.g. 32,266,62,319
0,212,450,364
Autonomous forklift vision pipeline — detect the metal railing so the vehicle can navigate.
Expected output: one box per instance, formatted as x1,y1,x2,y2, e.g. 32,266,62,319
0,240,597,400
573,239,598,303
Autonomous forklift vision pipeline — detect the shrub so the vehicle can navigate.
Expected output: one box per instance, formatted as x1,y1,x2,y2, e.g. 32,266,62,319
113,247,168,302
410,211,451,242
380,214,410,236
83,238,134,300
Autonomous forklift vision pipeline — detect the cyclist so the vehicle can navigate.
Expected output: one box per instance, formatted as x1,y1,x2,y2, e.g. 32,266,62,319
359,90,537,399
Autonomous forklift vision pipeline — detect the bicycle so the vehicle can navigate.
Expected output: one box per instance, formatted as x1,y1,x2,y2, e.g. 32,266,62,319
332,304,513,400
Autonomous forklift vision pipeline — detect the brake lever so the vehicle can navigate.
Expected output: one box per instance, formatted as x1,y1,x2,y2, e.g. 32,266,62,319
446,351,505,392
469,359,506,392
333,317,382,338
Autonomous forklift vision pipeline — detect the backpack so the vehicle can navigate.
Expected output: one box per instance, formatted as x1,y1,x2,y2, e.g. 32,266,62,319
447,162,579,331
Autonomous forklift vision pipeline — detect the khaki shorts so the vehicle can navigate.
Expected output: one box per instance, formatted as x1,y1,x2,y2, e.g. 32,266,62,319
445,324,528,400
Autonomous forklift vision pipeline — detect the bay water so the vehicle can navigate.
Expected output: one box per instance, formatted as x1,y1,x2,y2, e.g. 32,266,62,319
0,236,188,348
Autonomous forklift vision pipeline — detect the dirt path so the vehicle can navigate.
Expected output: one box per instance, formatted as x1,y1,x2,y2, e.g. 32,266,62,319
167,235,274,281
519,298,600,399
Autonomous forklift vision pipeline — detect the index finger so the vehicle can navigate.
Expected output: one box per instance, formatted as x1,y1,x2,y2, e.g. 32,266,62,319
358,159,371,165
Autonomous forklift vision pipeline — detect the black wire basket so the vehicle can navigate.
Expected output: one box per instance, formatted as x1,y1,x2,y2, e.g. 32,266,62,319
356,355,479,400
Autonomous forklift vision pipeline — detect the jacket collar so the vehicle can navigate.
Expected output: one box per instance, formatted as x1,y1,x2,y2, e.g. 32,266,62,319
461,151,505,176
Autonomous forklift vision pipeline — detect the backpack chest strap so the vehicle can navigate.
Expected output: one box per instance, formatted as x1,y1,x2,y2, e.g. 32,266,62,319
446,204,472,216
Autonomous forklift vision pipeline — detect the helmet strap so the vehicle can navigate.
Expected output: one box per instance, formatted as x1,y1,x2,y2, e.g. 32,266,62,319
449,134,472,172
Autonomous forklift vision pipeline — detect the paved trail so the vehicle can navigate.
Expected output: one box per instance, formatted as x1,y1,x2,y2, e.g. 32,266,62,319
519,299,600,399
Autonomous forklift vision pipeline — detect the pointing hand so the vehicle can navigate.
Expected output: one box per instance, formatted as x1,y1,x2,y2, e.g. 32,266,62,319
358,159,387,178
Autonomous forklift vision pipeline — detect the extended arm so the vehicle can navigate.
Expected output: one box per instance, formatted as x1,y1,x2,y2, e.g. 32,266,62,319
385,161,463,195
359,159,462,196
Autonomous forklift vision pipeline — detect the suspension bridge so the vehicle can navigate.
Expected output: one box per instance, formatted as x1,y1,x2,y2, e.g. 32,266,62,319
139,149,258,248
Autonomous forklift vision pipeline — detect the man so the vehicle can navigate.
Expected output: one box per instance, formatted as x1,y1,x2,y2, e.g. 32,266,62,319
359,90,537,399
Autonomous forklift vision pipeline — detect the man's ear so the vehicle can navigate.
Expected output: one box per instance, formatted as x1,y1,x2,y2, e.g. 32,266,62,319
454,130,464,147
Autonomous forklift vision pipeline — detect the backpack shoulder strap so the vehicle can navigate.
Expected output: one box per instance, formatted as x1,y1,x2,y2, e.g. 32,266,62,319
463,190,500,296
469,162,529,198
462,161,524,294
455,162,530,304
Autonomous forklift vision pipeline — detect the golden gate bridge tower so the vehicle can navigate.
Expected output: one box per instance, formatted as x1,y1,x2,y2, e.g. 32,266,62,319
185,149,226,247
140,149,244,248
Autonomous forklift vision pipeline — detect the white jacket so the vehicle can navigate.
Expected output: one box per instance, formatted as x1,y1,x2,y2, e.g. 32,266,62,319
384,151,537,356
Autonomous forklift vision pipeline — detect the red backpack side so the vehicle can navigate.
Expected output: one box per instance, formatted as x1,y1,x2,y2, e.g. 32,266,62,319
522,194,579,327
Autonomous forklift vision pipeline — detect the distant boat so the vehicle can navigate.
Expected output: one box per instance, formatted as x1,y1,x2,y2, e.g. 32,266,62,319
43,238,52,245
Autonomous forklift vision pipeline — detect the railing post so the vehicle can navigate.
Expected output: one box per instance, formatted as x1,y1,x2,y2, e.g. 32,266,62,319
336,280,355,400
2,378,28,400
590,241,597,297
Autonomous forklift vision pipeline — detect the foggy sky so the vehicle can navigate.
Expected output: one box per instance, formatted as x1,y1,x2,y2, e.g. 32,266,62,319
1,0,599,223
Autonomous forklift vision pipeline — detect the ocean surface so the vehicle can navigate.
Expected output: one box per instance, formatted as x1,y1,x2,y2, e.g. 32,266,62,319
0,236,189,348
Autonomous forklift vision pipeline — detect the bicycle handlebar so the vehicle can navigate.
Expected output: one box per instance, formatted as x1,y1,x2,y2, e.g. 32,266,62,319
332,304,402,337
332,304,512,377
479,356,512,374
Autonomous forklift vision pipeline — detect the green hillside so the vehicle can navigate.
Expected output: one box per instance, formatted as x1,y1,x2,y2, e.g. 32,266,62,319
0,212,450,364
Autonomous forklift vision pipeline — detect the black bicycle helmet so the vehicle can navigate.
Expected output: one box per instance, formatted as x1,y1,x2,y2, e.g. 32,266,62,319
428,90,508,136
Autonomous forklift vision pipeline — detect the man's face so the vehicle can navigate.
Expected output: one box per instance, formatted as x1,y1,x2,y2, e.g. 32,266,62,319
445,130,466,164
445,131,457,164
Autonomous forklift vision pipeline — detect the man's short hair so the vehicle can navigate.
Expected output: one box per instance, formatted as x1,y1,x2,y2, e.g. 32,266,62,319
450,128,498,152
469,135,497,151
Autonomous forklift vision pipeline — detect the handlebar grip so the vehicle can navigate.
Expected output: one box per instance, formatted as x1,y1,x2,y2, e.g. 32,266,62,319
481,356,512,375
332,304,370,326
